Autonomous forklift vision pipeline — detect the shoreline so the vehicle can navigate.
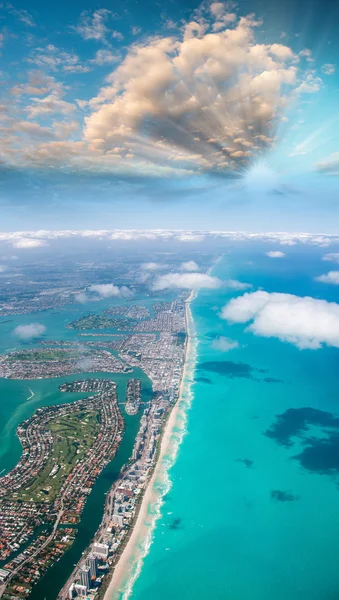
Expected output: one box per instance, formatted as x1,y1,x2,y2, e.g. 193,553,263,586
103,290,197,600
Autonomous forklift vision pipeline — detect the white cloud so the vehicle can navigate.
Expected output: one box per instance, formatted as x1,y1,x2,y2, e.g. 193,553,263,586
82,11,314,176
0,265,7,272
176,234,204,242
210,231,337,247
225,279,252,290
209,3,236,31
111,232,137,241
9,121,57,140
139,261,169,282
180,260,199,271
74,291,89,304
210,3,227,18
321,63,336,75
294,71,321,94
299,48,313,61
315,152,339,175
131,26,141,35
11,8,36,27
266,250,285,258
91,50,120,65
315,271,339,285
26,92,75,118
141,262,168,271
112,30,123,41
13,323,46,339
74,9,113,42
221,290,339,349
0,230,338,248
152,272,222,290
110,231,167,240
12,238,47,248
88,283,133,298
0,6,325,176
211,336,239,351
322,253,339,264
27,45,88,74
75,283,134,302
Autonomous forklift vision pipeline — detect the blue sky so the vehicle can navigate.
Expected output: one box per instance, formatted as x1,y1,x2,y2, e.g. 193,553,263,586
1,0,339,231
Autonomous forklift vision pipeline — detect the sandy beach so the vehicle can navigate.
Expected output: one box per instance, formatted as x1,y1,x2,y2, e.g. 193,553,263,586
103,291,196,600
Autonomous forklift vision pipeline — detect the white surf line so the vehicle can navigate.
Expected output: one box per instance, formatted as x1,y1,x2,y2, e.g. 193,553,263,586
107,293,198,600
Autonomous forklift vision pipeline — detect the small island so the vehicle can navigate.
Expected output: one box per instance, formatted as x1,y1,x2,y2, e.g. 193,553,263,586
125,379,142,415
0,347,131,379
67,314,137,331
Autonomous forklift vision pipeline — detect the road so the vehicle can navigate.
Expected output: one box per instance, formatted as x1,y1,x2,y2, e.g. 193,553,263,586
0,494,66,598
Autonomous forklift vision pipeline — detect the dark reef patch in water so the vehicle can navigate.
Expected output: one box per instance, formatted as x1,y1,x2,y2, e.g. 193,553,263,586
266,407,339,477
263,377,284,384
169,518,183,530
198,360,267,380
237,458,254,468
271,490,300,502
265,407,339,448
293,433,339,475
195,376,213,385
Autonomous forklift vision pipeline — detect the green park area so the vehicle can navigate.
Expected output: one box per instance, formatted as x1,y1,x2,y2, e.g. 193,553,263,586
67,313,136,330
14,410,100,503
6,348,90,362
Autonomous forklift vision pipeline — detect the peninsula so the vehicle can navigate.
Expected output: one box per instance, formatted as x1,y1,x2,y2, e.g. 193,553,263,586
0,381,124,599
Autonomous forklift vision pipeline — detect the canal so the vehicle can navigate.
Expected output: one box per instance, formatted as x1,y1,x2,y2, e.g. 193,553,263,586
28,371,152,600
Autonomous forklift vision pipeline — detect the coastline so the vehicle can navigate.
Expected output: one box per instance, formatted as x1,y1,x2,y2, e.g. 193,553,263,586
103,290,197,600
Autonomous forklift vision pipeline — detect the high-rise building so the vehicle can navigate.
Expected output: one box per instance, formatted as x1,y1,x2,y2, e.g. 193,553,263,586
86,554,98,580
93,542,109,559
79,565,91,591
74,584,87,597
112,513,124,527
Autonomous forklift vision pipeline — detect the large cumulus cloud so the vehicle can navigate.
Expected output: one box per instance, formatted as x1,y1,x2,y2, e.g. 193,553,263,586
221,290,339,349
1,5,323,177
82,11,316,175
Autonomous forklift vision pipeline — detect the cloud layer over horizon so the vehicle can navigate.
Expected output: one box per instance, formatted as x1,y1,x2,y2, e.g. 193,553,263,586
1,229,338,248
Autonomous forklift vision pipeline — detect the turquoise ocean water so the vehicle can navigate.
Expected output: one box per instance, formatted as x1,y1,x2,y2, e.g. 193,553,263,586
2,247,339,600
126,247,339,600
